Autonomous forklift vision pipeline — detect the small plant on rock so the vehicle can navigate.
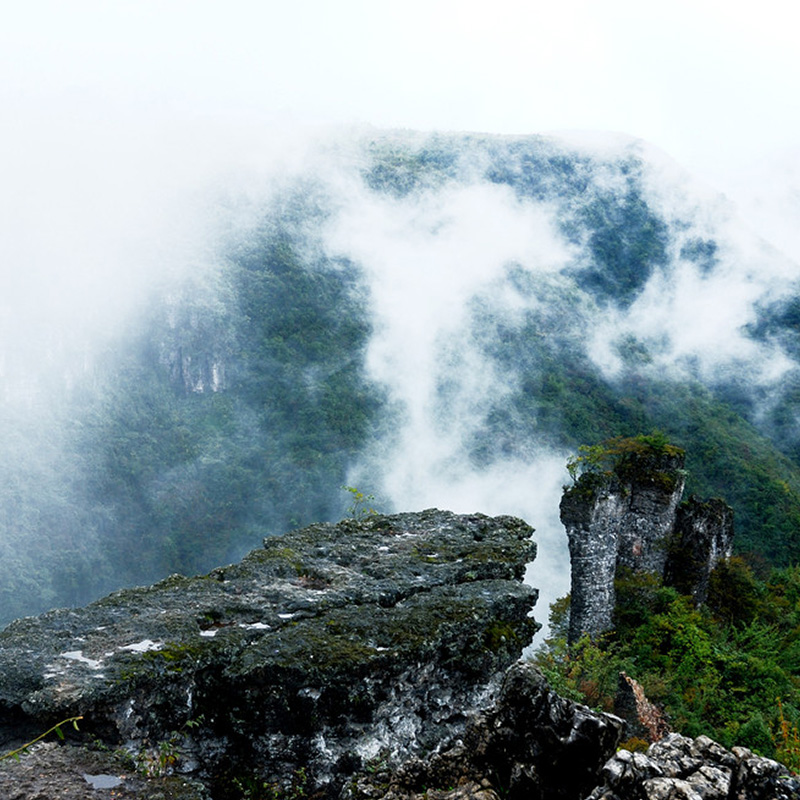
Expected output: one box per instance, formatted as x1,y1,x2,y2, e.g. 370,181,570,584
343,486,379,519
0,716,83,762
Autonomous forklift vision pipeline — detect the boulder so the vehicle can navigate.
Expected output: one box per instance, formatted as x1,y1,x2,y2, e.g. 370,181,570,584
0,510,538,797
352,662,624,800
588,733,800,799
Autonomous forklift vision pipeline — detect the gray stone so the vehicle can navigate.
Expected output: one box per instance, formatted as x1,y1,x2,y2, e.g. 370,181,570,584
729,753,800,799
664,498,734,605
561,449,686,643
354,662,624,800
600,748,665,796
688,764,730,798
692,736,737,769
589,733,800,800
647,734,705,777
613,672,670,742
561,447,733,644
0,510,539,798
641,777,703,800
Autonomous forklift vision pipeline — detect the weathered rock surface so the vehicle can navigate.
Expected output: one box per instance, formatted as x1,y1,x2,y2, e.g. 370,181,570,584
561,447,733,643
0,741,210,800
0,510,539,798
613,672,670,744
3,506,787,800
353,662,625,800
665,497,735,605
561,448,686,643
588,732,800,799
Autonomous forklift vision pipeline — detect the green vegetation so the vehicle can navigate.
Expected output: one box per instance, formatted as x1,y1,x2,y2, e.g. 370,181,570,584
577,183,670,307
5,131,800,637
362,137,459,197
470,294,800,565
0,212,384,626
534,565,800,770
343,486,379,519
565,432,684,494
0,716,82,762
135,717,205,778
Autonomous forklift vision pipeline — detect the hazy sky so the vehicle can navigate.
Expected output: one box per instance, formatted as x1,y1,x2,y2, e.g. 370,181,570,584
1,0,798,332
3,0,798,182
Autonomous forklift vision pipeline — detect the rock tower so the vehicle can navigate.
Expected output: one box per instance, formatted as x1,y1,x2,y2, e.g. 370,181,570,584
560,440,733,644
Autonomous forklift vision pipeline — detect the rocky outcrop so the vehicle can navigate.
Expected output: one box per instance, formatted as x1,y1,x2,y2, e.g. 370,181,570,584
0,660,629,800
561,445,733,643
0,510,539,798
561,447,685,643
613,673,670,744
353,662,625,800
665,497,735,605
3,505,786,800
588,732,800,799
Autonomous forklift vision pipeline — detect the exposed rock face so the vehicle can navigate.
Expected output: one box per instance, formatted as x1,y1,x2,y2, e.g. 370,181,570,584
613,673,670,744
561,449,685,643
588,732,800,799
0,742,210,800
561,448,733,643
0,510,538,797
0,661,629,800
560,486,624,644
353,662,625,800
665,497,735,605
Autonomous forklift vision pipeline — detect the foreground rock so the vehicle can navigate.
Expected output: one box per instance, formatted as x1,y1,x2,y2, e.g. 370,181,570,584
4,507,791,799
0,510,538,797
0,742,210,800
353,662,624,800
589,732,800,799
0,664,627,800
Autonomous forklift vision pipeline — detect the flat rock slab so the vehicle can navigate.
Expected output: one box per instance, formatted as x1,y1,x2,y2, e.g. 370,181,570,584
0,742,209,800
0,510,538,794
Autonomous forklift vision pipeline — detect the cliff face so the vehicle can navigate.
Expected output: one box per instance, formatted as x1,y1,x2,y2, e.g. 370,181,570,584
0,510,539,797
559,488,625,642
666,497,736,605
561,447,733,643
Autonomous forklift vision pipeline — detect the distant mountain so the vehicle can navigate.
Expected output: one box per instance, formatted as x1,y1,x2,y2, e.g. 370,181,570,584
2,129,800,626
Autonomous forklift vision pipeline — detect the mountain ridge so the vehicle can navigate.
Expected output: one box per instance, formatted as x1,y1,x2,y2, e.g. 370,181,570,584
2,128,800,626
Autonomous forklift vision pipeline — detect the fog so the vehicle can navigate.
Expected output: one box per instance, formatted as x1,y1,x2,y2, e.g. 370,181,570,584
4,117,800,631
326,161,578,619
3,0,800,638
581,140,799,393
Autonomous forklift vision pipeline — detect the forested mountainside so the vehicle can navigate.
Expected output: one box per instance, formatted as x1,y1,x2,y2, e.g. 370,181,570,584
3,130,800,626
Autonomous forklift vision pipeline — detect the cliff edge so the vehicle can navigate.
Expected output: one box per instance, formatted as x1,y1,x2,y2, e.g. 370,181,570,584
0,510,539,797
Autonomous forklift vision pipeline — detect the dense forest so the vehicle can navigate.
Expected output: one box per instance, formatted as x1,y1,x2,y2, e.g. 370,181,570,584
3,130,800,640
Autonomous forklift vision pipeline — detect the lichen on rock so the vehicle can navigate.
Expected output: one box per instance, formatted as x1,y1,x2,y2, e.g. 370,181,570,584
0,509,539,798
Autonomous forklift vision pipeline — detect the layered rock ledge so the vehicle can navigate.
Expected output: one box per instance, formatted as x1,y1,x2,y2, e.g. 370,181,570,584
0,510,539,797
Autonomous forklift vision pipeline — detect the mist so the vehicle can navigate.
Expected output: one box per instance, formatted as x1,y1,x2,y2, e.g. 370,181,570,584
325,155,578,618
3,118,800,639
